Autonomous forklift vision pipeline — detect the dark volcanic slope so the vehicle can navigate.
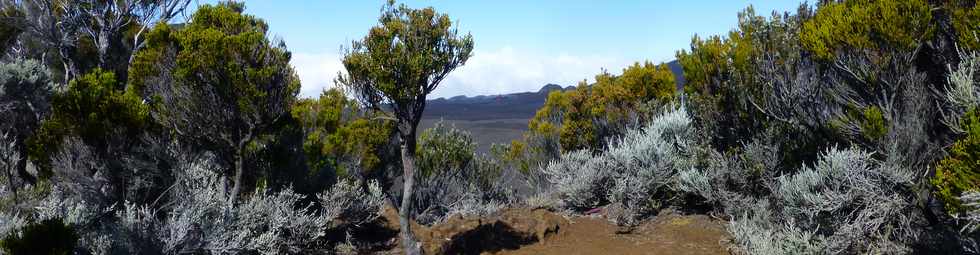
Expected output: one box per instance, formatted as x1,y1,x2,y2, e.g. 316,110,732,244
667,59,686,91
422,84,563,121
420,84,564,153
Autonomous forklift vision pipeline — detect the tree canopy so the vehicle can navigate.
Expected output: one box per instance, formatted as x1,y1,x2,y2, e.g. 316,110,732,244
338,1,473,253
131,1,300,203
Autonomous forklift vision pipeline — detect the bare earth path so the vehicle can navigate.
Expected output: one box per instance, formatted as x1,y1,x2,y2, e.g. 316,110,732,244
497,213,730,255
378,206,732,255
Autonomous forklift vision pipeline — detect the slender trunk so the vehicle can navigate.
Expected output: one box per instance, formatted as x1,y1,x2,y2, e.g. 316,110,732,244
229,148,244,206
4,160,17,204
15,154,36,185
399,135,422,255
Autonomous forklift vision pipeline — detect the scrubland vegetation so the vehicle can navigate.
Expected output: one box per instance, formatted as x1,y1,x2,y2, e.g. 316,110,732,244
3,0,980,254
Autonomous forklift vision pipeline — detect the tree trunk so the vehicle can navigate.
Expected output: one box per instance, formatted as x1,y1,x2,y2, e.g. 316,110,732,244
399,135,422,255
229,148,244,206
4,160,17,204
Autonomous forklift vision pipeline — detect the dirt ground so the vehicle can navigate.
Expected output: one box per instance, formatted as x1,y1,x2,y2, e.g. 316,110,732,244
376,205,732,255
497,213,731,255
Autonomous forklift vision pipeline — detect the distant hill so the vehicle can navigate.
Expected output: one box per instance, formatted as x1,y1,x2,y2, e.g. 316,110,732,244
423,83,567,121
420,84,568,152
667,59,686,91
420,60,685,153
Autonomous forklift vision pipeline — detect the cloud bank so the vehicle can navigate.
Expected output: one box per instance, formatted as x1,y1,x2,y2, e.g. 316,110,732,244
290,47,632,99
291,52,345,98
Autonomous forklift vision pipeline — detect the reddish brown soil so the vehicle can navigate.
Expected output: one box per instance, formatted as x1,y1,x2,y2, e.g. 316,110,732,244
377,205,732,255
499,213,731,255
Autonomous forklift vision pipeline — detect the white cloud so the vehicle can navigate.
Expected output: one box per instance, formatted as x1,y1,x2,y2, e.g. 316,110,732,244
290,52,344,98
290,47,632,99
434,47,630,98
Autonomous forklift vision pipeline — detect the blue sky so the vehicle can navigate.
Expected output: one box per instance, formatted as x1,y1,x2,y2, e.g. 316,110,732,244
194,1,805,98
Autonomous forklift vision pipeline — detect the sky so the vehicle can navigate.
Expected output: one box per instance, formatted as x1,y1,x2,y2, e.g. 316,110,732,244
193,1,805,98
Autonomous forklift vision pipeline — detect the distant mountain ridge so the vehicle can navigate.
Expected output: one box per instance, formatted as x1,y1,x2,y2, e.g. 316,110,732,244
423,83,569,121
420,60,685,152
423,59,685,122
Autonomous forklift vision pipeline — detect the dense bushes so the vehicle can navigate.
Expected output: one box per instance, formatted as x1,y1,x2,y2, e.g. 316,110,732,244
0,59,52,200
541,105,932,253
413,122,510,225
934,50,980,215
291,88,395,180
3,0,980,253
1,218,77,255
0,2,394,254
799,0,933,59
934,109,980,214
730,148,920,254
756,149,923,253
417,121,477,178
29,69,148,169
151,154,384,254
532,2,980,253
525,61,676,153
543,105,693,225
0,148,387,254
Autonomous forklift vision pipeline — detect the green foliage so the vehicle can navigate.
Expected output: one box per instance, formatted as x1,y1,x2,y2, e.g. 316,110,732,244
52,70,147,141
677,34,753,96
526,61,676,152
800,0,933,60
860,106,888,141
950,1,980,50
934,109,980,214
131,2,300,200
489,139,546,176
1,218,77,255
133,1,299,117
291,89,393,177
674,7,782,151
416,121,476,177
338,2,474,251
338,0,473,135
27,69,147,174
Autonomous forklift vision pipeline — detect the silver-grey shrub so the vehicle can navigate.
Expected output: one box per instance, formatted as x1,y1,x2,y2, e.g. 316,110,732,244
605,105,693,224
158,153,385,254
542,149,612,210
3,144,387,254
412,160,509,224
543,105,694,225
318,178,385,229
941,49,980,133
412,123,511,225
728,147,921,254
0,58,54,206
958,191,980,234
728,201,824,255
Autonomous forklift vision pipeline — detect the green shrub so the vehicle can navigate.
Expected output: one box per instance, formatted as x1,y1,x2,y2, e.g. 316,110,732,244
26,69,148,175
417,121,476,178
934,109,980,214
860,106,888,141
950,1,980,50
1,218,77,255
800,0,933,60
